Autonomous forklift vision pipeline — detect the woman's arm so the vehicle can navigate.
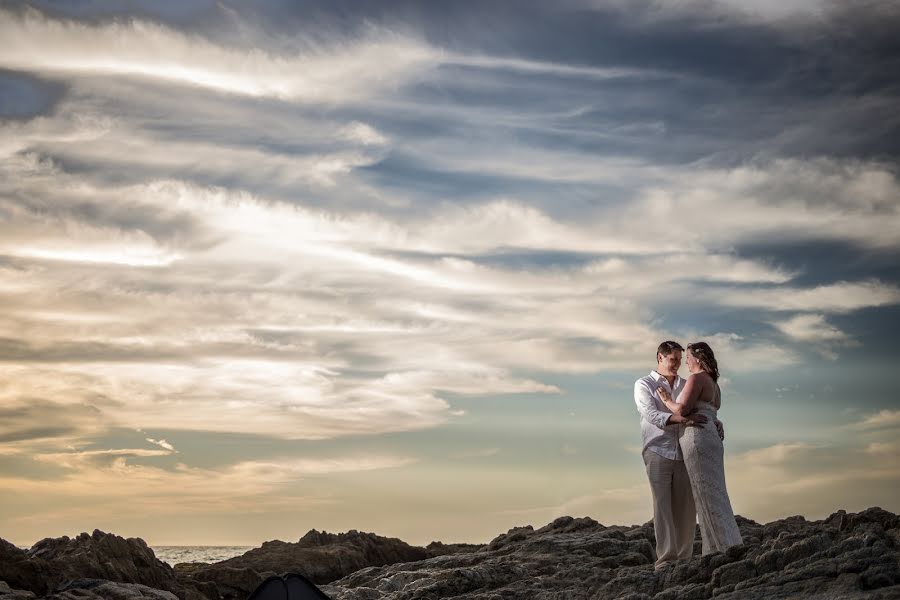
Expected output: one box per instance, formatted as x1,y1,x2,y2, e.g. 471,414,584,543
657,386,684,416
658,375,700,416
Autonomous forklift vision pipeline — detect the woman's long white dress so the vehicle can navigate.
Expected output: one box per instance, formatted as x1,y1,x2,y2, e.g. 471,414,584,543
679,399,743,554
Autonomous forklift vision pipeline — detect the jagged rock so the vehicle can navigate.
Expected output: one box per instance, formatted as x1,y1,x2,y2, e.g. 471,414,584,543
422,542,483,556
0,532,195,600
189,529,435,586
4,508,900,600
320,507,900,599
27,531,177,594
321,517,657,599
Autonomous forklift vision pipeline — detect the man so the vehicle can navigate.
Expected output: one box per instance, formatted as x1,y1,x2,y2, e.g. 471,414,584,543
634,341,710,570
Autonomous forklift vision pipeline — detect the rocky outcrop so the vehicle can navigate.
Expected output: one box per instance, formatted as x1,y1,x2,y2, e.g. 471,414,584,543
200,529,435,585
177,528,439,599
320,509,900,599
3,508,900,600
0,531,201,600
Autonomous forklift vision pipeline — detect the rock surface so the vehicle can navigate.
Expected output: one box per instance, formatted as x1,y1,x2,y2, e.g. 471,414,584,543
0,531,185,597
321,508,900,599
3,508,900,600
175,529,464,599
207,529,435,584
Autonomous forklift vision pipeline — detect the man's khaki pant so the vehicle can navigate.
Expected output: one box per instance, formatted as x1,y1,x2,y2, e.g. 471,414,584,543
643,449,696,569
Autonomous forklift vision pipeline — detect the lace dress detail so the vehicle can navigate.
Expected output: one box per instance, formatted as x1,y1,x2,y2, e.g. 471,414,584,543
679,401,742,554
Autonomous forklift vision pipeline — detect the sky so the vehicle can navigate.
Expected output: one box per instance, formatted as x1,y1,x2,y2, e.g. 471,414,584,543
1,0,899,547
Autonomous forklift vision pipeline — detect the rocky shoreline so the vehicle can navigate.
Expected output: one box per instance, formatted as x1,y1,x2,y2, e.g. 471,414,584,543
3,507,900,599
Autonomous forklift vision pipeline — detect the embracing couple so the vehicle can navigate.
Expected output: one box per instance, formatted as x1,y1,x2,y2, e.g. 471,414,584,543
634,340,742,570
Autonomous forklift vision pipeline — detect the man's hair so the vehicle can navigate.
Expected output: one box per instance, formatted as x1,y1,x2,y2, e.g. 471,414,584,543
656,340,684,359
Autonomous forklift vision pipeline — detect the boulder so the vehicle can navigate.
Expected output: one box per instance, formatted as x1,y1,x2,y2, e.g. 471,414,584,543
189,529,434,585
0,532,187,600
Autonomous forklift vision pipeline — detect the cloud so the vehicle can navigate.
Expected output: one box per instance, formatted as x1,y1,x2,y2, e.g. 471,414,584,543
735,442,818,466
726,437,900,521
716,281,900,314
0,395,106,449
34,447,175,469
679,333,801,373
773,314,852,342
338,122,389,146
769,469,899,496
771,314,858,359
850,409,900,431
712,0,830,21
450,447,501,459
146,438,175,452
0,7,437,102
630,160,900,253
0,453,416,524
492,484,649,525
865,441,900,456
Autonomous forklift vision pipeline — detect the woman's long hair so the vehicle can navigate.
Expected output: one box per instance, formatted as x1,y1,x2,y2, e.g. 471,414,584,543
687,342,719,382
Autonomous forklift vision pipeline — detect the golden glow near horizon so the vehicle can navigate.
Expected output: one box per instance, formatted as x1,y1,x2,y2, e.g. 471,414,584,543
1,2,899,547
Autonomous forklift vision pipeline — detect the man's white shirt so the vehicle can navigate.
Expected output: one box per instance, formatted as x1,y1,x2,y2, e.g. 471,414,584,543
634,371,686,460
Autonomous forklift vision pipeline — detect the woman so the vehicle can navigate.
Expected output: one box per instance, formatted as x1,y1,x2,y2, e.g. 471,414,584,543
657,342,742,554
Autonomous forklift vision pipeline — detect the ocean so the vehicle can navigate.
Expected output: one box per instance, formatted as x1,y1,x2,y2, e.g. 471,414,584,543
151,546,253,566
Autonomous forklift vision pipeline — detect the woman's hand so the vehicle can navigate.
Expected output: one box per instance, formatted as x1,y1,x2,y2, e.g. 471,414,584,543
670,413,707,426
657,387,673,403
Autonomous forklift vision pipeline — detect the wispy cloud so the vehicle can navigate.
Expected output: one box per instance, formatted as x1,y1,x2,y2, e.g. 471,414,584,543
850,409,900,431
735,442,818,466
771,314,858,359
146,438,175,452
0,453,416,524
716,281,900,314
1,0,899,544
450,447,501,460
0,7,437,101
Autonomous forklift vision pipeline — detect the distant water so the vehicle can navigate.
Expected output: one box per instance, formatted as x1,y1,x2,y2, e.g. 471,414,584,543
152,546,253,565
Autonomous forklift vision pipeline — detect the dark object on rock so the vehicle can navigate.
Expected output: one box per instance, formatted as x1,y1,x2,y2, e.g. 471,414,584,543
246,574,330,600
284,574,330,600
247,577,287,600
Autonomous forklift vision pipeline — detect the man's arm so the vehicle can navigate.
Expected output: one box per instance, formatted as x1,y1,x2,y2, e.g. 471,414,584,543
634,380,678,428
